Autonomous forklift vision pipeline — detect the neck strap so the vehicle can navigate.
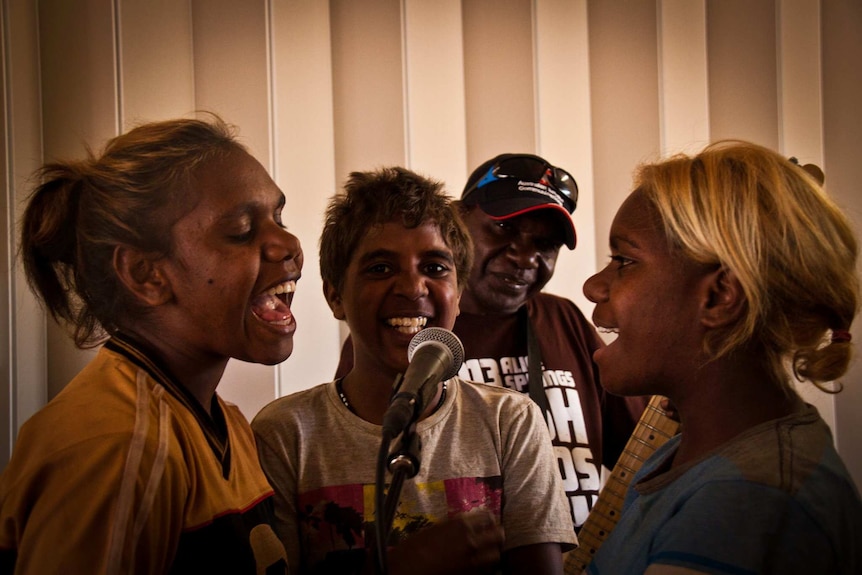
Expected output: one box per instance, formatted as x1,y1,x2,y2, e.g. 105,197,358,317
521,306,549,416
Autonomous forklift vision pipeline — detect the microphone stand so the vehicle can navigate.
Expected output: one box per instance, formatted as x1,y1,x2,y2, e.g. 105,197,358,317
374,375,424,575
383,426,422,529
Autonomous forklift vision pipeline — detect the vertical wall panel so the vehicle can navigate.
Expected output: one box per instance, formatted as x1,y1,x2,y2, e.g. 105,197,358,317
1,0,10,461
658,0,710,155
39,0,119,160
462,0,534,168
39,0,117,400
3,0,45,456
330,0,405,183
707,0,779,147
777,0,823,163
271,0,341,396
403,0,468,195
119,0,195,126
588,0,661,270
823,0,862,489
1,0,11,461
190,0,276,419
191,0,271,162
778,0,834,430
329,0,405,350
535,0,596,314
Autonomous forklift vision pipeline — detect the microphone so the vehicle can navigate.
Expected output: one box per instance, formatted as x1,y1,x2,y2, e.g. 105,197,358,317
381,328,465,436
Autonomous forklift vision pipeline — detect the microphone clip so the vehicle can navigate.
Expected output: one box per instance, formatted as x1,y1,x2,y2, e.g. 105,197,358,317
387,428,421,478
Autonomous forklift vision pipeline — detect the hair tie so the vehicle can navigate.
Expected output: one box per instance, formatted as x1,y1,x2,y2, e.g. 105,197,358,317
788,156,825,185
831,329,852,344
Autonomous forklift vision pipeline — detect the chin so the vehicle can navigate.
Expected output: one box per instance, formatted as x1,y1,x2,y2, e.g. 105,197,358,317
252,341,295,366
609,377,656,398
597,372,636,397
599,380,626,397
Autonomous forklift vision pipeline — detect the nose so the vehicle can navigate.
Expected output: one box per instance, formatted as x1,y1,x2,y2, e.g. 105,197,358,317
583,269,607,304
263,226,303,272
507,237,539,269
394,268,429,300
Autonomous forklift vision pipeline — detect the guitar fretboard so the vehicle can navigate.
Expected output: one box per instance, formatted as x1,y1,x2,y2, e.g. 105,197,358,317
563,395,679,574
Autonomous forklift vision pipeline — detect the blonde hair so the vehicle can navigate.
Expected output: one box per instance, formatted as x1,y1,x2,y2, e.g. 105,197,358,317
636,140,858,393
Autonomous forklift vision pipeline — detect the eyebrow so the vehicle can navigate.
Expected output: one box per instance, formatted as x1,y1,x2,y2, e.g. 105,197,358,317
424,248,455,262
217,192,286,222
609,233,640,251
356,248,455,264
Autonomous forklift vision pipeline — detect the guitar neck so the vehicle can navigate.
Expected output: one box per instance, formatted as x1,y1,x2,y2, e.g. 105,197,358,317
564,395,679,574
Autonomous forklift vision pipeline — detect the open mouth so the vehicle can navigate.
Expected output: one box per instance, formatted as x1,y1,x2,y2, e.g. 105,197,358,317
386,316,427,335
596,325,619,343
251,280,296,325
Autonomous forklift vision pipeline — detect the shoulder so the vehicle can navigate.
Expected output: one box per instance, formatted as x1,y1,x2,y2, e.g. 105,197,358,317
252,382,336,435
528,293,597,332
450,377,542,422
652,459,857,572
12,348,148,456
524,294,605,359
528,292,582,314
527,292,588,323
455,377,534,403
0,349,192,513
735,408,862,535
718,407,851,490
645,408,862,522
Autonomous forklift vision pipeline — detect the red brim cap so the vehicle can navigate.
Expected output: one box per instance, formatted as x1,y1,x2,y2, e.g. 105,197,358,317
480,199,577,250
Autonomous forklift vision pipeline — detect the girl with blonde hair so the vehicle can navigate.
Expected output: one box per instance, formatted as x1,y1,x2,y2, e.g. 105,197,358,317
583,141,861,574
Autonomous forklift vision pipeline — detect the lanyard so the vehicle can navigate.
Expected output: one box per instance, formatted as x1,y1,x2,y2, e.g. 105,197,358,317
521,306,549,416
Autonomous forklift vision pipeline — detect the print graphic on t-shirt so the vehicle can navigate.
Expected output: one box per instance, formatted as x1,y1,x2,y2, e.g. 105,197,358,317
459,356,600,527
297,477,503,570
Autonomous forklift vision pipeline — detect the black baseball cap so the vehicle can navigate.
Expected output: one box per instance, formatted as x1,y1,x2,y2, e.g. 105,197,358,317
461,153,578,249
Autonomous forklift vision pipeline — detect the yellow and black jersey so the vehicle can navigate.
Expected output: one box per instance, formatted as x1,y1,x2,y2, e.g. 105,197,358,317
0,334,288,574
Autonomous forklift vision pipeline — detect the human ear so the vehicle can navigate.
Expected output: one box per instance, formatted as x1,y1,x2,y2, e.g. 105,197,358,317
700,267,746,329
323,280,346,320
113,245,173,306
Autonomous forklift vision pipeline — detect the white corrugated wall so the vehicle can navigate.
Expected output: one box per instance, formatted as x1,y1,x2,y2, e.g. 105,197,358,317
1,0,860,490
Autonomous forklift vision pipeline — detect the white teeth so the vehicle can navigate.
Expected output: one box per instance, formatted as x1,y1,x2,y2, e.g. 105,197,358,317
265,281,296,297
387,317,427,327
597,327,619,334
386,317,427,334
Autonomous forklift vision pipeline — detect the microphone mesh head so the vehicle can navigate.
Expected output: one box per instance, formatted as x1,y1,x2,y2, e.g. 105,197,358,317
407,327,465,380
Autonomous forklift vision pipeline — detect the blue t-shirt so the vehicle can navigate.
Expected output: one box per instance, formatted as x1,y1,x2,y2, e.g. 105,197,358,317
588,404,862,575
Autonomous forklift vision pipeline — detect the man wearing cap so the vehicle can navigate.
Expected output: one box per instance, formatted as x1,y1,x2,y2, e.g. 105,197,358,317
453,154,645,533
335,154,646,533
